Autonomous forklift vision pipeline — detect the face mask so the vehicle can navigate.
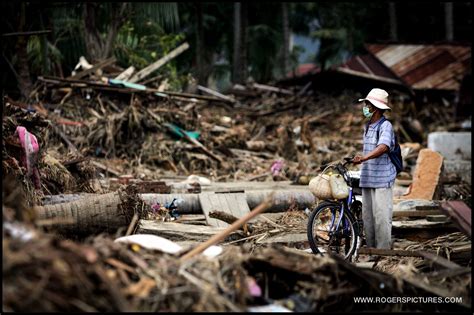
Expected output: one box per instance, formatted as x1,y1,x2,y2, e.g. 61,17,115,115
363,106,373,119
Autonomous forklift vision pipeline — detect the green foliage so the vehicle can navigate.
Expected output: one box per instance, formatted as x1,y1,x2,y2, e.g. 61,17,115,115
247,24,280,82
26,36,63,75
132,2,180,32
50,4,86,72
114,20,186,90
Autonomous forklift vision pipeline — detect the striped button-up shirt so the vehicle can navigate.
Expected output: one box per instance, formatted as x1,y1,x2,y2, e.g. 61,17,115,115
359,116,396,188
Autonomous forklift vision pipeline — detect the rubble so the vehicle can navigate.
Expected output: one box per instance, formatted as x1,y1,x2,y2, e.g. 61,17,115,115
3,54,472,312
3,217,471,312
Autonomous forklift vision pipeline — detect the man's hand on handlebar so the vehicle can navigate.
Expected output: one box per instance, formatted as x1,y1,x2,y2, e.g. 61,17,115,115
352,155,365,164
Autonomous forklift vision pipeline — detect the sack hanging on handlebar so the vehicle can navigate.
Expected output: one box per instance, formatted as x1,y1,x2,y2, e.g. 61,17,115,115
329,174,349,199
309,171,349,200
308,174,332,199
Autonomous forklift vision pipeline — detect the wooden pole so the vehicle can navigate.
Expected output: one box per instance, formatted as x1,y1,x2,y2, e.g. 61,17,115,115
180,195,274,261
128,42,190,83
68,57,116,80
197,85,235,103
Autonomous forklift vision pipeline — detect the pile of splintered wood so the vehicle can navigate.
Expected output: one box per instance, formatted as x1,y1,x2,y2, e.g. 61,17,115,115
373,232,471,307
3,218,470,312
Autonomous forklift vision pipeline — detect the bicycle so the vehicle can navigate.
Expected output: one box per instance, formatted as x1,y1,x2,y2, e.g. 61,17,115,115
306,157,364,261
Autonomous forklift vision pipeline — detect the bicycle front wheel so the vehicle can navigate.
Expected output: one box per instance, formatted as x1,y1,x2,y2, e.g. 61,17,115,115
307,201,358,260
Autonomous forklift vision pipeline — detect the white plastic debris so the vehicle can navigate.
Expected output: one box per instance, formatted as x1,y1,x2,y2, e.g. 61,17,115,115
248,304,293,312
3,222,36,242
202,245,223,258
186,174,212,186
114,234,182,254
114,234,223,258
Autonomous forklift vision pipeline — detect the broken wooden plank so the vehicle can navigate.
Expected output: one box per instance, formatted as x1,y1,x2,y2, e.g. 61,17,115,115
358,248,435,257
426,214,449,222
252,83,293,95
418,251,463,270
174,214,207,225
129,42,190,83
209,210,239,225
137,220,239,242
38,75,226,103
199,192,229,227
197,85,235,103
180,196,273,261
392,219,454,229
440,201,471,237
68,57,116,80
114,66,135,81
259,233,307,244
209,210,253,234
392,210,443,218
415,205,441,210
90,160,121,177
199,192,251,227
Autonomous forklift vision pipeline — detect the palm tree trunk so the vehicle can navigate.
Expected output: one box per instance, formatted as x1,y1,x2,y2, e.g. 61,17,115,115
240,2,248,83
389,2,398,41
195,3,206,85
83,3,104,61
16,2,33,99
35,188,148,237
83,3,127,62
282,2,290,76
233,2,242,83
444,2,454,41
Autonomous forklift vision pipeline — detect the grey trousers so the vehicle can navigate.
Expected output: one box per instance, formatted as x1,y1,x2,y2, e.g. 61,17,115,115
361,187,393,249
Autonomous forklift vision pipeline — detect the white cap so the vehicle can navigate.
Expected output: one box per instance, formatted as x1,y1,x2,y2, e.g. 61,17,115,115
358,88,391,110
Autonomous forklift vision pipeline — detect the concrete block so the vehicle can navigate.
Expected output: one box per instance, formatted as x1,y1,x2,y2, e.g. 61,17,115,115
400,149,443,200
427,132,471,160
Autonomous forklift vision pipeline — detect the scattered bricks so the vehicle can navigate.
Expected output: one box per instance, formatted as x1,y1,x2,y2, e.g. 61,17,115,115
400,149,443,200
135,181,171,194
119,175,135,185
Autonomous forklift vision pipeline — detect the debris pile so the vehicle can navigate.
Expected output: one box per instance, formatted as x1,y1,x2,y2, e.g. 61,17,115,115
3,220,470,312
2,54,471,313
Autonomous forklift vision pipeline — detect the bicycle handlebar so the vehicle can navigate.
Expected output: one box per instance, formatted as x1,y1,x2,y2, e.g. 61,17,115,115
342,156,355,167
318,157,355,172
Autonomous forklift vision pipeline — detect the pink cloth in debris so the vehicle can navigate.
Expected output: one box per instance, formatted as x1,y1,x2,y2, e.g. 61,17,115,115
270,159,284,176
15,126,41,189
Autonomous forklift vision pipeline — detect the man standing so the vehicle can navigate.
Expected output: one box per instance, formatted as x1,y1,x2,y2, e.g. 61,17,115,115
353,88,396,250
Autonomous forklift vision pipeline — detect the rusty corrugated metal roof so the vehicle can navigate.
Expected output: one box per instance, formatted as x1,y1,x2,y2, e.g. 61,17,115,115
366,44,471,91
336,53,404,85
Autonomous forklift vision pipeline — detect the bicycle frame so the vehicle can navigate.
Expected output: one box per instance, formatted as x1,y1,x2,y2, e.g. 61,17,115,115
333,187,355,234
316,161,362,258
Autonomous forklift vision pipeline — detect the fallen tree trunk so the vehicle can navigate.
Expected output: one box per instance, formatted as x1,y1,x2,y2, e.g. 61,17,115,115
140,189,316,214
42,189,316,215
36,189,314,235
35,186,148,237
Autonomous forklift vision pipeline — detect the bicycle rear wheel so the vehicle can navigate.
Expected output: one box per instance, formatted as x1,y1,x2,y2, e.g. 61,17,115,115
307,201,358,260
